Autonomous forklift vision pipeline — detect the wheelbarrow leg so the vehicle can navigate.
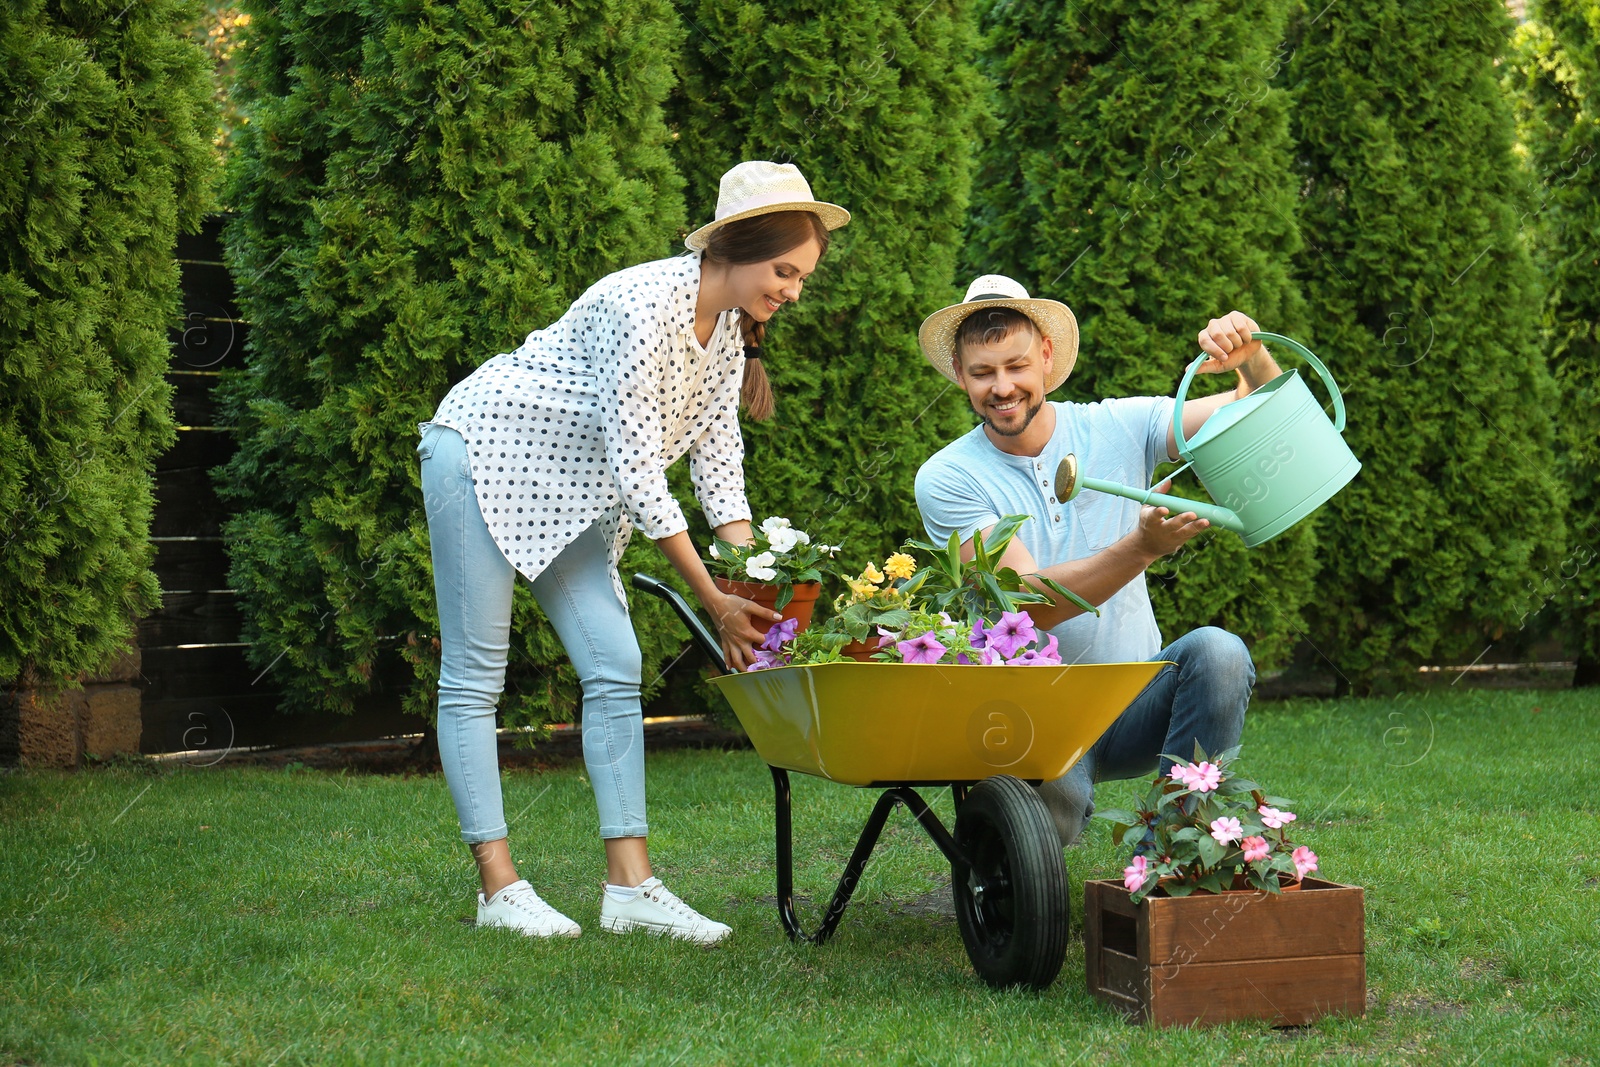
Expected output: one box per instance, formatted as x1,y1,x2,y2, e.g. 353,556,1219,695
771,766,902,946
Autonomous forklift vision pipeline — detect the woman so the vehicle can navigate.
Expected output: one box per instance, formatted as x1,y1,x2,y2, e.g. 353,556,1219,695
418,161,848,943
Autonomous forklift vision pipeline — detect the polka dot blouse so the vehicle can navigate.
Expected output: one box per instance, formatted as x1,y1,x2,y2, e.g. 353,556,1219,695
424,252,752,606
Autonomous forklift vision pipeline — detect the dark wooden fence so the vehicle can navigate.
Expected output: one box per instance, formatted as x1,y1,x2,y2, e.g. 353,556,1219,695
140,216,420,754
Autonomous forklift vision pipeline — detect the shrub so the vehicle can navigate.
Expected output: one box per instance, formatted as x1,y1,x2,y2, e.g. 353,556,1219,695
0,0,213,685
218,0,689,725
1285,0,1568,689
1508,1,1600,684
966,0,1316,673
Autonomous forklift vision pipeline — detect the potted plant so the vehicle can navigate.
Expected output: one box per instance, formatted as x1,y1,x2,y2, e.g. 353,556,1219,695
828,554,920,660
1082,746,1367,1027
706,517,839,628
901,514,1098,623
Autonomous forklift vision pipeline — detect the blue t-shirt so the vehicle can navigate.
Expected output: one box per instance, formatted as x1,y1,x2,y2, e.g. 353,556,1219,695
914,397,1176,665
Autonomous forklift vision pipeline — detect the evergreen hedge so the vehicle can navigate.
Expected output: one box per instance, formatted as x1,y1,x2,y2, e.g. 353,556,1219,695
965,0,1317,674
1285,0,1568,689
219,0,690,724
1510,1,1600,684
670,2,987,586
0,0,213,686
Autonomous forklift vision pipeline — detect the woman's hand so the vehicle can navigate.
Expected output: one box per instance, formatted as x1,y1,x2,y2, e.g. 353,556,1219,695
705,588,782,672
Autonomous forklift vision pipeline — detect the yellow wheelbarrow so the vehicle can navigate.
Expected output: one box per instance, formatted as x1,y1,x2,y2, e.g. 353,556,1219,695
635,575,1165,990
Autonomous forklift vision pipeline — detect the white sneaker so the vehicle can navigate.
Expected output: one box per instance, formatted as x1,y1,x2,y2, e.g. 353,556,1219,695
600,877,732,945
477,879,581,938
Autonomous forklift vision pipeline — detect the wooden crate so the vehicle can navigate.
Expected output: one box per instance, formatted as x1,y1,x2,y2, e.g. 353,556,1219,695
1083,877,1366,1027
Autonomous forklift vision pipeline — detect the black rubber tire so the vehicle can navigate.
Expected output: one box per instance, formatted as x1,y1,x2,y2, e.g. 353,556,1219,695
952,774,1070,990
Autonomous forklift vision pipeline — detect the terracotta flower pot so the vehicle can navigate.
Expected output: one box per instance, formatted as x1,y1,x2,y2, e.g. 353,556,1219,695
839,637,889,662
713,577,822,632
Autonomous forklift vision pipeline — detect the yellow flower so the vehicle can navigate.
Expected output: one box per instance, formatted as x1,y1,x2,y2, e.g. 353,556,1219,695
848,579,877,603
860,562,885,585
883,553,916,581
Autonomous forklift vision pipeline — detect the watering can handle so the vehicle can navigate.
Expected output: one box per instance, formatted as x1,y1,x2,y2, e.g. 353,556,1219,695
1171,331,1347,461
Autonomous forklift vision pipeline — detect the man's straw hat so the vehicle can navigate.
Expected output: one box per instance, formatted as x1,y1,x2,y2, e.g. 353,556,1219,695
918,275,1080,392
685,161,851,251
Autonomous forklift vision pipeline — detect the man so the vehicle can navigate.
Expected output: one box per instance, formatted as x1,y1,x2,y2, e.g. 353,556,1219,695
913,275,1281,847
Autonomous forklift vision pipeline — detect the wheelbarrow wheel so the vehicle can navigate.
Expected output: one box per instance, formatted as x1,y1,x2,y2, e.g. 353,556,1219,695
952,774,1069,990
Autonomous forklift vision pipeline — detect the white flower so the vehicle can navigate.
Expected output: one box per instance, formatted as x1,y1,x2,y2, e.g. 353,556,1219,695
793,530,811,546
745,552,778,581
767,527,800,554
758,517,792,539
709,542,721,559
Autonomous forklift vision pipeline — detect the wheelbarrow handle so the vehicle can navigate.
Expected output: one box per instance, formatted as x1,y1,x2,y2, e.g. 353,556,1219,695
630,573,729,674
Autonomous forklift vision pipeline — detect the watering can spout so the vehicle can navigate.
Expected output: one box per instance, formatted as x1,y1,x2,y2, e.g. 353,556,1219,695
1053,455,1246,533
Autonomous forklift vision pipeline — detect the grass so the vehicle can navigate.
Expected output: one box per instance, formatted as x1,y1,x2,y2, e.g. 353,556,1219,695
2,686,1597,1065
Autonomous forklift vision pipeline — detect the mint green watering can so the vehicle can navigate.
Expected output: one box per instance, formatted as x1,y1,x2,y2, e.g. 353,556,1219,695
1053,332,1361,548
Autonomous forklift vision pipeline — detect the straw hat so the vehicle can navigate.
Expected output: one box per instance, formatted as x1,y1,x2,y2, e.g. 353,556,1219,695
684,161,851,251
918,275,1080,392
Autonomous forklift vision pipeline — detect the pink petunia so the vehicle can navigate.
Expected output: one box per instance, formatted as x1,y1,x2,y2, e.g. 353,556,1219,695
897,631,947,665
971,617,990,648
1037,633,1062,663
1007,649,1046,666
1123,854,1149,893
1259,805,1297,830
1291,846,1318,881
1209,816,1243,845
986,610,1037,659
978,645,1005,665
1241,836,1270,863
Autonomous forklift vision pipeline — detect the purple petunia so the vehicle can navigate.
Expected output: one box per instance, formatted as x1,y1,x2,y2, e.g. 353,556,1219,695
970,617,990,648
746,648,789,672
986,611,1037,659
760,617,799,652
897,631,947,665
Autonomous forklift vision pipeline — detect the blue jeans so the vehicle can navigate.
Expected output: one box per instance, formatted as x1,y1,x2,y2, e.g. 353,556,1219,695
419,424,648,843
1037,627,1254,846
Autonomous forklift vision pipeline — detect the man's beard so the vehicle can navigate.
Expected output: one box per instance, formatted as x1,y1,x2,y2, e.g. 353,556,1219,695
983,395,1045,437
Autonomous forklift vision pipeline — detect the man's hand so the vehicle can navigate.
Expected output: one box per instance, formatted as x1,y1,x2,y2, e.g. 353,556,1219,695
704,588,782,672
1132,479,1211,558
1196,310,1265,374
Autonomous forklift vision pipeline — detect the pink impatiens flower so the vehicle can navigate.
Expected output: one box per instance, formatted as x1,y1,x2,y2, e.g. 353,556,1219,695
1189,761,1222,792
897,631,947,665
1123,854,1150,893
1292,846,1319,881
1259,805,1297,830
1209,816,1243,845
1242,836,1270,863
985,610,1037,659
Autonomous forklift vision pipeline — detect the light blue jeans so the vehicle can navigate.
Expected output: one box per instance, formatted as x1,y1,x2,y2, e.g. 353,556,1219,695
419,424,648,843
1038,626,1254,846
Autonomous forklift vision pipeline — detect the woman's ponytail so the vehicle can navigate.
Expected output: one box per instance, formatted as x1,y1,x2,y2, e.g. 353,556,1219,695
740,317,774,422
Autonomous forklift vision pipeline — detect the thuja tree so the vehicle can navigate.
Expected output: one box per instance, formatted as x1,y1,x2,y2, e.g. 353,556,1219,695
1509,2,1600,684
966,0,1316,672
670,0,986,574
1285,0,1567,689
0,0,212,684
220,0,688,723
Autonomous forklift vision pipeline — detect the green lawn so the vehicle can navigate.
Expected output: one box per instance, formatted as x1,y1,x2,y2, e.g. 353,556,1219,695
3,687,1597,1065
